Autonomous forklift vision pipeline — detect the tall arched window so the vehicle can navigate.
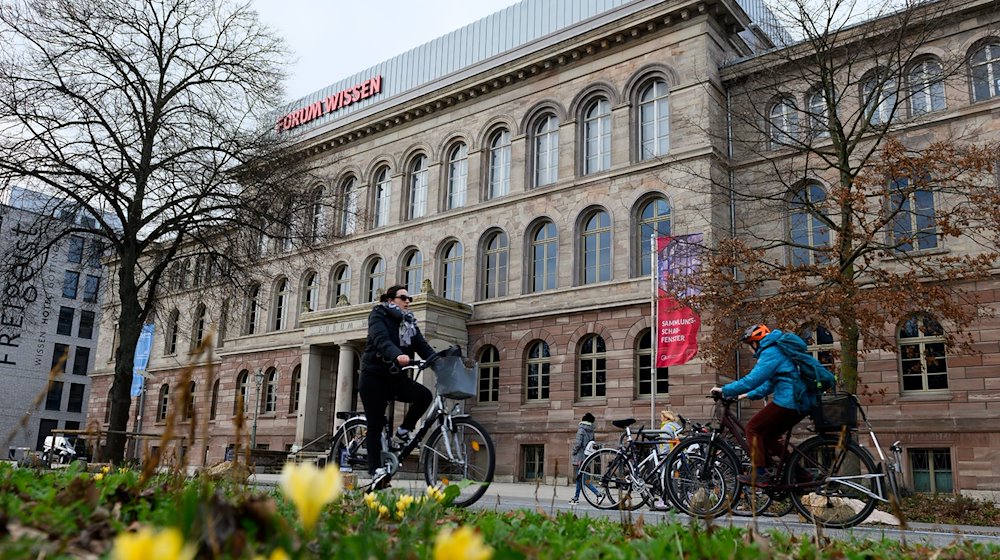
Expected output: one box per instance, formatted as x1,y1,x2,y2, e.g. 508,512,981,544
481,231,508,299
210,379,220,420
578,334,606,398
185,381,195,420
525,340,550,401
365,257,385,302
583,98,611,174
164,308,180,355
971,42,1000,102
301,271,319,313
402,249,423,295
264,368,278,413
638,79,669,159
441,241,463,301
244,284,260,335
790,183,830,266
446,142,468,210
769,97,798,147
581,210,612,284
192,304,207,349
331,263,351,305
637,197,671,276
908,58,945,115
289,365,301,413
487,128,511,199
863,73,897,125
478,345,500,403
636,329,668,396
530,221,557,293
407,155,428,219
272,277,290,331
339,177,358,236
234,370,249,415
307,186,324,244
372,166,391,228
807,90,829,138
899,314,948,392
533,114,559,187
157,384,169,421
104,387,113,423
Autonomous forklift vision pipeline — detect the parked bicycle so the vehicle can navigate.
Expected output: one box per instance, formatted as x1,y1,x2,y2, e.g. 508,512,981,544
663,392,902,528
329,348,496,507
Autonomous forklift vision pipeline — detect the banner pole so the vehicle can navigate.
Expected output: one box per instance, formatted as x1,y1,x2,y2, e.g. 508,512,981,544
651,234,657,428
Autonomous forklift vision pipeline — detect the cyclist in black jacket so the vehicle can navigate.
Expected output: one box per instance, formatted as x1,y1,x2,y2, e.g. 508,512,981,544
358,285,435,478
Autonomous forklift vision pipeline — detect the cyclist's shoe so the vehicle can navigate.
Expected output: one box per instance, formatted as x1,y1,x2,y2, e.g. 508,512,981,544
738,470,774,488
372,467,392,490
568,498,580,505
391,428,412,449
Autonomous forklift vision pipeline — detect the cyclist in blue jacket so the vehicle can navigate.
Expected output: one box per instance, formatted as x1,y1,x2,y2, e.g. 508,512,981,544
711,324,808,487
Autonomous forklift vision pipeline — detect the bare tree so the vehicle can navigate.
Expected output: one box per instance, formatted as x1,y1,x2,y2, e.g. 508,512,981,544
683,0,999,393
0,0,318,462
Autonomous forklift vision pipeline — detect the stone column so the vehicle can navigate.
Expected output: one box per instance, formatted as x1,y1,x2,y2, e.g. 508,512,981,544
295,344,322,444
332,343,357,431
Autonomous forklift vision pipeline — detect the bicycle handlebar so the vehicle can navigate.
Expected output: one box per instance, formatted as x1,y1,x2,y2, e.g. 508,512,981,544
707,392,738,406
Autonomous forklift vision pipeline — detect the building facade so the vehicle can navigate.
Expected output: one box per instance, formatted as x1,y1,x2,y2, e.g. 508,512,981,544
89,0,999,496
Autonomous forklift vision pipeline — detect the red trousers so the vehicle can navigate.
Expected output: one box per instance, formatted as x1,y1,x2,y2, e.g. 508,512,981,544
744,402,804,469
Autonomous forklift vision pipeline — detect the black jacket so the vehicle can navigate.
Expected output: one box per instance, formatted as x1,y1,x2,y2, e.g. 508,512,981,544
360,303,435,377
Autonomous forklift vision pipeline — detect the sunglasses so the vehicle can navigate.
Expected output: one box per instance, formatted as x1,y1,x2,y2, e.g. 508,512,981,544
394,295,413,302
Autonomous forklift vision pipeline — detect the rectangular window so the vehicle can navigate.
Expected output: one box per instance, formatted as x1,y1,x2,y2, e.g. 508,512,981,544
67,383,85,413
51,343,69,373
910,448,953,493
83,275,100,302
67,235,84,263
522,444,544,481
87,241,104,268
62,271,80,299
78,311,95,339
56,307,75,336
45,381,64,410
72,347,90,376
36,419,59,451
637,359,669,396
478,363,499,403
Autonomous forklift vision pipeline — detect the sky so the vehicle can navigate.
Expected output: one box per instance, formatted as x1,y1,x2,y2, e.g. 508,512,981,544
252,0,522,103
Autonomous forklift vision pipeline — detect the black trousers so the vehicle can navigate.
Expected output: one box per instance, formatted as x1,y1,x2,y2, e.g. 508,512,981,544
358,371,433,474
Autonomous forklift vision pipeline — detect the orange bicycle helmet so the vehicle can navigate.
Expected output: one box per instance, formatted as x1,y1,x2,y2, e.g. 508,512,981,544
740,324,771,343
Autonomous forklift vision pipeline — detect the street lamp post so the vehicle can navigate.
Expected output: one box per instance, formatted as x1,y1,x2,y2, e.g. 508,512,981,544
251,367,264,449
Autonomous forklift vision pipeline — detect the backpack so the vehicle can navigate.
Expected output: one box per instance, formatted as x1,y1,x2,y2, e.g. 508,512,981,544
774,332,837,413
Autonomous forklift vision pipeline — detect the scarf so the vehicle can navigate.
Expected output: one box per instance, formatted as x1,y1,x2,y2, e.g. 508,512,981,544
384,302,418,347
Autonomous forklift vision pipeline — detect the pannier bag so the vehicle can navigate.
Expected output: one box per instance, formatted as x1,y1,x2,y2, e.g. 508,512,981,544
431,355,478,400
811,392,859,432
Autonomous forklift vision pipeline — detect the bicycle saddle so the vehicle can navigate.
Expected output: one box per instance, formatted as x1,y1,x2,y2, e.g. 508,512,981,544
612,418,637,429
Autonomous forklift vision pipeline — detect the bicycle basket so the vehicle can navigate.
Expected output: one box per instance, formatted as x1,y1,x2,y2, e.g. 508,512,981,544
811,392,858,432
431,355,478,400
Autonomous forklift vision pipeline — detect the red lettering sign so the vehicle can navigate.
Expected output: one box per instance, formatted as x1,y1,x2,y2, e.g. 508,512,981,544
275,75,385,133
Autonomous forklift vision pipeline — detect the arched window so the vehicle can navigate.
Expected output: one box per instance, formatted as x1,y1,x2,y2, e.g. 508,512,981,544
331,263,351,305
256,224,270,256
157,384,169,421
971,42,1000,102
637,196,671,276
263,368,278,413
407,155,428,219
289,365,301,413
104,387,113,423
402,249,423,295
899,314,948,392
888,176,938,251
192,255,206,287
581,210,612,284
908,58,945,115
638,79,669,159
487,128,511,199
164,308,180,355
234,370,249,415
807,90,829,138
863,73,897,125
530,221,557,293
636,329,668,396
272,277,290,331
209,379,220,421
525,340,550,401
578,334,606,398
583,98,611,174
372,166,392,228
192,304,207,349
769,97,798,147
790,183,830,266
307,186,324,244
365,257,385,302
185,381,195,420
478,346,500,403
244,284,260,335
339,177,358,236
446,142,468,210
799,324,836,371
481,230,508,299
441,241,463,301
533,114,559,187
301,271,319,313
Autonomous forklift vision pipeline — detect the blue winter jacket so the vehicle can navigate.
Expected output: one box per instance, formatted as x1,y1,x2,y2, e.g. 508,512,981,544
721,329,806,411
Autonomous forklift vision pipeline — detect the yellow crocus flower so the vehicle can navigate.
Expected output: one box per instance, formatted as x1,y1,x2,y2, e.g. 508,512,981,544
279,462,343,532
93,472,104,481
378,504,389,518
112,527,195,560
364,492,380,510
254,549,290,560
433,526,493,560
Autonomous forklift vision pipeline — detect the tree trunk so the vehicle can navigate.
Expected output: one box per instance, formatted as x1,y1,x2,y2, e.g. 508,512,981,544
106,254,143,464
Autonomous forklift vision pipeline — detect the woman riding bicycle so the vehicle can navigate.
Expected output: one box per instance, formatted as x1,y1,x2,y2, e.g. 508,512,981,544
711,324,809,487
359,284,437,479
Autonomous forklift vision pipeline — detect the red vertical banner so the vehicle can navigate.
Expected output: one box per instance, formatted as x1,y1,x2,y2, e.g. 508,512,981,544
656,234,703,367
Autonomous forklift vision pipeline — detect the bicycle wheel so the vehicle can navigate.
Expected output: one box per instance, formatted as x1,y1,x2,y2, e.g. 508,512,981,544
662,435,741,518
422,417,495,507
787,435,879,529
329,418,370,472
578,448,624,509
